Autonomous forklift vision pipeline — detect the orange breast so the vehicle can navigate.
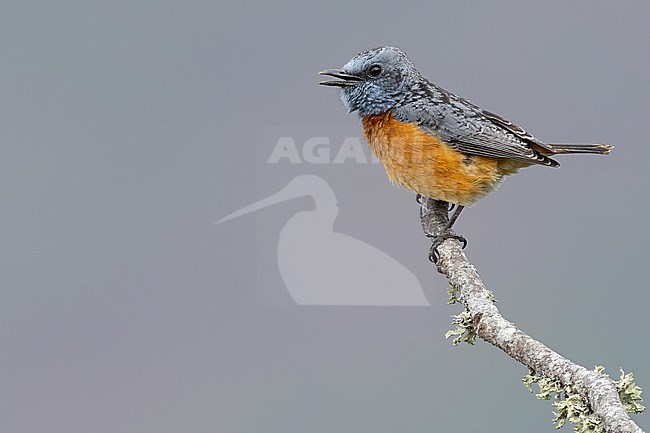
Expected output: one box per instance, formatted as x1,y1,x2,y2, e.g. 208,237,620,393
362,112,524,206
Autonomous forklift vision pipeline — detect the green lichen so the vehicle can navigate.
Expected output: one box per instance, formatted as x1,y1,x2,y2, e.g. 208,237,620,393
552,393,604,433
614,369,645,414
447,284,460,305
447,283,496,305
522,366,644,433
445,310,476,345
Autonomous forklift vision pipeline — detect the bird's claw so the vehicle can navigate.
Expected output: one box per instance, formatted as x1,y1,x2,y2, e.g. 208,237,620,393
416,194,424,204
428,231,467,263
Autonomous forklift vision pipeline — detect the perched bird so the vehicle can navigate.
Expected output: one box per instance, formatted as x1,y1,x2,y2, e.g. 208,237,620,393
319,46,612,256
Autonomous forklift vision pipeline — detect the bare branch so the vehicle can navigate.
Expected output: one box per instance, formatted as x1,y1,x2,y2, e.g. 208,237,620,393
420,197,644,433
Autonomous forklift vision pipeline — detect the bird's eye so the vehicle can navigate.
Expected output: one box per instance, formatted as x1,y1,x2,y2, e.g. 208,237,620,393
368,65,382,77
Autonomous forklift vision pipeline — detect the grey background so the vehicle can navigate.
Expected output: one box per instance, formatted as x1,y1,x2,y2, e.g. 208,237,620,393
1,1,649,432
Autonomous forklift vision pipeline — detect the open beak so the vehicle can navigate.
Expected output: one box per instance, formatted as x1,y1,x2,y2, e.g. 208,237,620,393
318,69,363,87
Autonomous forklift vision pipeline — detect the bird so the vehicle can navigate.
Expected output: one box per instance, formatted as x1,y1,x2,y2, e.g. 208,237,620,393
319,46,612,259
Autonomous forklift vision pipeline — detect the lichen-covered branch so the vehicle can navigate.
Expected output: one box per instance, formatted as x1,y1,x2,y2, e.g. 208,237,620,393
420,198,645,433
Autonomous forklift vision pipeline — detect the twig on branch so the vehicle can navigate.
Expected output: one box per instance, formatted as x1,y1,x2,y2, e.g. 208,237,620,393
420,197,645,433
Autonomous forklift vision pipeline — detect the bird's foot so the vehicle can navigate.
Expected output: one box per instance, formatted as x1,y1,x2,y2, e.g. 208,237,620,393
428,231,467,263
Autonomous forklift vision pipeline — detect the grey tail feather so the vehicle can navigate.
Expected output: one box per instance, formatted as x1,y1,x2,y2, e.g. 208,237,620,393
548,143,614,155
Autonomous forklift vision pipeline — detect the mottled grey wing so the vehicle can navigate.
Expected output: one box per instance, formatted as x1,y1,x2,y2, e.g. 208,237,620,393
481,109,556,154
392,90,559,167
446,120,558,167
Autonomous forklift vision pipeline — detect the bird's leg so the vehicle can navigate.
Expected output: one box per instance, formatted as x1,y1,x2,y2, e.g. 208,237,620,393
429,204,467,263
446,204,465,232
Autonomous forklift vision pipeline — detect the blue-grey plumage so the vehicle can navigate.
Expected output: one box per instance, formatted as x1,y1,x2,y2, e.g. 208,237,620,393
320,46,613,255
319,46,613,169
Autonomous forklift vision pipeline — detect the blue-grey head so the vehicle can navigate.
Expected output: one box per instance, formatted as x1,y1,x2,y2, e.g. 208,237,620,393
319,46,419,116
